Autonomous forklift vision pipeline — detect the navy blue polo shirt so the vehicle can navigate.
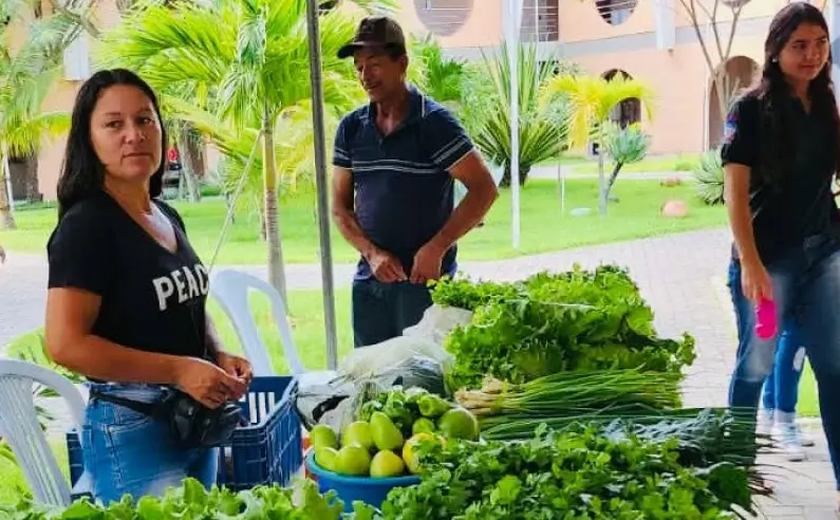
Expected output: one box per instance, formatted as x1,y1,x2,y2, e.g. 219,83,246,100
333,86,475,281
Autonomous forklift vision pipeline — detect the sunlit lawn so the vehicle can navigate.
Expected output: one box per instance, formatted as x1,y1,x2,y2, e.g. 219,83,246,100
572,153,703,174
798,362,820,418
0,178,727,265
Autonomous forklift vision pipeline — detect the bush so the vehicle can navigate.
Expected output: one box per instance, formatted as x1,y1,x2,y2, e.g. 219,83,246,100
602,122,650,200
673,156,699,171
692,148,724,206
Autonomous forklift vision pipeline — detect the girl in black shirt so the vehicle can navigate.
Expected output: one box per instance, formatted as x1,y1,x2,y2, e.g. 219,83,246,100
44,69,253,504
722,3,840,507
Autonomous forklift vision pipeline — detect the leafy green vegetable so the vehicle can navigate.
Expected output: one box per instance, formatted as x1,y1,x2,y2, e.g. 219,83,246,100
0,478,377,520
381,416,761,519
433,265,697,390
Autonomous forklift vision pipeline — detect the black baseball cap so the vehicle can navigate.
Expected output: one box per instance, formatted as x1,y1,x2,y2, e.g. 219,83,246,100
337,15,406,59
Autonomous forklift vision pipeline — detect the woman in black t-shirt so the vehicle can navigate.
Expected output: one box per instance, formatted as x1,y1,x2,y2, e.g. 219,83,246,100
44,69,253,504
721,3,840,506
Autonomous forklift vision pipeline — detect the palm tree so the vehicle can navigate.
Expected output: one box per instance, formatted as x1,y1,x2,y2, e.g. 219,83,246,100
410,34,465,109
0,0,100,227
470,41,568,187
98,0,392,303
0,52,70,229
541,74,654,215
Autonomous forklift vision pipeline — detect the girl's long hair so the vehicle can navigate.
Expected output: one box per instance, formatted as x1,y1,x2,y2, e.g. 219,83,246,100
56,69,167,220
749,3,839,187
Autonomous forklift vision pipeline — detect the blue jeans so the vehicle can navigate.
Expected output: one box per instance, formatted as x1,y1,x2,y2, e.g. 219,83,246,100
761,327,807,414
81,383,218,505
728,233,840,488
351,279,433,347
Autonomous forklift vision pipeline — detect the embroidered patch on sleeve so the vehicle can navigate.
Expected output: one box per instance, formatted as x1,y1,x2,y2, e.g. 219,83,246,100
722,113,739,144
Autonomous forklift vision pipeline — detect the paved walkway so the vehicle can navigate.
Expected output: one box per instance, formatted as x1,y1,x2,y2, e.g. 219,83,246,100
0,228,837,517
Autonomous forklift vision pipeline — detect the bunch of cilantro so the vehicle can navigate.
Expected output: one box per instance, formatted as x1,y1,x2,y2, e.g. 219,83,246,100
432,264,697,390
0,478,377,520
381,423,754,520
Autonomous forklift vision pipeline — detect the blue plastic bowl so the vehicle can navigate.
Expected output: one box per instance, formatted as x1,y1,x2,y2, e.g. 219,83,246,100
305,451,421,511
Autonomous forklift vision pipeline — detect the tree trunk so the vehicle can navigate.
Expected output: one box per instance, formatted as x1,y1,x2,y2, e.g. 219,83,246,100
177,129,201,202
0,154,17,230
262,108,287,305
23,154,41,203
186,133,207,179
597,125,608,216
500,164,531,187
605,161,623,202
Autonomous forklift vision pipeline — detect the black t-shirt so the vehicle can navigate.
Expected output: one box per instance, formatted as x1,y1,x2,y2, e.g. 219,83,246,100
721,92,840,265
47,192,209,360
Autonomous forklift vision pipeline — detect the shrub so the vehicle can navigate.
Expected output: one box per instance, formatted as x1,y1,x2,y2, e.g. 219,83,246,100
693,148,724,206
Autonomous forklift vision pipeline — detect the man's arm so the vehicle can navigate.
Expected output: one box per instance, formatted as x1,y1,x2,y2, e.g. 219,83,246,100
332,167,406,282
427,151,498,252
410,108,498,283
331,167,377,260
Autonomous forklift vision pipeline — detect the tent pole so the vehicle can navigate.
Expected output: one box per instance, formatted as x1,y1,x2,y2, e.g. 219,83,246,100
304,0,339,370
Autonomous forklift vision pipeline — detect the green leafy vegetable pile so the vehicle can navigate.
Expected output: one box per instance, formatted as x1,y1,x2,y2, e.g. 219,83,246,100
432,264,697,390
381,411,765,520
0,478,377,520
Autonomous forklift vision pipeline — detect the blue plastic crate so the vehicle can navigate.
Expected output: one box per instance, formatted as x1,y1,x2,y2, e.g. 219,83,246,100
67,376,302,495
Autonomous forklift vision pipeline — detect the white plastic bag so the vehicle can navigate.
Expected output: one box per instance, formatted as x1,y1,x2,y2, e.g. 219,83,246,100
401,304,474,345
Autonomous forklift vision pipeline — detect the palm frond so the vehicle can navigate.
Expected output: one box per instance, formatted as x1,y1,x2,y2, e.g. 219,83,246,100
470,40,566,178
540,74,655,151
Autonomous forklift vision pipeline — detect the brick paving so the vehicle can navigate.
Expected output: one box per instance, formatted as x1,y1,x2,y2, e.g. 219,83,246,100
1,228,837,516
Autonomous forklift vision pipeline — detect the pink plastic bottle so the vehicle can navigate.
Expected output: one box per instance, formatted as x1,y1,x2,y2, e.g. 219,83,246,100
755,298,777,339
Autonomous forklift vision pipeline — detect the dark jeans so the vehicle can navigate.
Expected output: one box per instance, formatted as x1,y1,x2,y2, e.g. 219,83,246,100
351,279,433,348
761,326,806,414
728,234,840,488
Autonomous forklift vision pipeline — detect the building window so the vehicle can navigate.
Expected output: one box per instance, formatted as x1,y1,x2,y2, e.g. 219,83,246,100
520,0,559,42
595,0,637,26
414,0,474,37
603,69,641,127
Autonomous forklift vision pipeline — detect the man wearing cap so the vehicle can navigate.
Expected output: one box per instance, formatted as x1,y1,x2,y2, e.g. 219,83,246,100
332,15,498,348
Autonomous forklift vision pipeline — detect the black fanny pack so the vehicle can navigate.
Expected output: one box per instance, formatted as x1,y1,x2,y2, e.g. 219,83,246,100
91,388,245,448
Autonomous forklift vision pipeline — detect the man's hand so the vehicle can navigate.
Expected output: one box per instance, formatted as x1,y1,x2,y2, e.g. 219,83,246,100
216,352,253,400
367,249,407,283
410,242,445,284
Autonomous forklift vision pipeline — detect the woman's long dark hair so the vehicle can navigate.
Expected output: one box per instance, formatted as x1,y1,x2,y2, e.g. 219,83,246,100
56,68,167,219
752,2,840,186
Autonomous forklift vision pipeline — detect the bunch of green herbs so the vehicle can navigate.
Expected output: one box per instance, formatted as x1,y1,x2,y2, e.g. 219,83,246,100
381,418,760,520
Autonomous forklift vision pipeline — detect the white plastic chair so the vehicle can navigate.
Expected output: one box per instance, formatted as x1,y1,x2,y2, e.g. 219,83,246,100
209,269,337,386
0,359,87,506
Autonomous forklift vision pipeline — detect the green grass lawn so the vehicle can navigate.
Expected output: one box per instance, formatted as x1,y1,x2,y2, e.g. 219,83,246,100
572,153,703,175
0,178,727,265
798,362,820,418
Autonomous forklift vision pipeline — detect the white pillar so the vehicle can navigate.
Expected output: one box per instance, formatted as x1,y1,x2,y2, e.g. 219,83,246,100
506,0,522,249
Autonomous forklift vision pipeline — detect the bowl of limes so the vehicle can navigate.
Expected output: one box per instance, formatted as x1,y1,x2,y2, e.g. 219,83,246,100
304,414,439,511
